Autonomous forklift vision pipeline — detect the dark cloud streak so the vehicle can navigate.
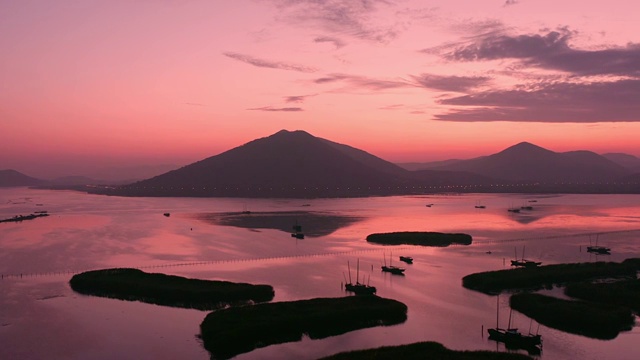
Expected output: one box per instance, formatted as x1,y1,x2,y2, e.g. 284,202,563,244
283,94,316,103
412,73,491,92
313,73,411,91
444,29,640,76
270,0,400,43
435,79,640,122
248,106,304,112
314,36,346,48
223,52,317,73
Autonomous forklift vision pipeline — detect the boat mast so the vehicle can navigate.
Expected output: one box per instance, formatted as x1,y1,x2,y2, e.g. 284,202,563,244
348,261,352,284
496,295,500,329
356,259,360,284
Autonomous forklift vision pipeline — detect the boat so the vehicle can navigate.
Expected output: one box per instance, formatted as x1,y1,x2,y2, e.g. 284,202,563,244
163,213,170,217
586,235,610,254
291,220,304,239
425,203,434,207
488,296,542,354
510,246,542,267
520,205,533,210
381,253,405,275
344,260,376,295
399,256,413,264
241,203,251,214
475,200,486,209
507,208,521,213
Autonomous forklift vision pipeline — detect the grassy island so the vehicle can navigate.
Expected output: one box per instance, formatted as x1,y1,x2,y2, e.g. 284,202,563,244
319,341,533,360
510,293,635,339
366,231,472,246
69,268,274,310
199,296,407,359
462,259,640,294
565,278,640,313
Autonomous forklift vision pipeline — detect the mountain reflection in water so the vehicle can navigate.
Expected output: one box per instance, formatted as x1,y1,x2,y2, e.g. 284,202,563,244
193,211,365,237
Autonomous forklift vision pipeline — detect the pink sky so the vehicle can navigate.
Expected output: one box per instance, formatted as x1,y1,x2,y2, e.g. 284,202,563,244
2,0,640,179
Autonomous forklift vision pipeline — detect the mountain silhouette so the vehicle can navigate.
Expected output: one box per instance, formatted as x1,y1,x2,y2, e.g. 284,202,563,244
430,142,630,183
91,133,638,198
111,130,418,197
0,169,45,187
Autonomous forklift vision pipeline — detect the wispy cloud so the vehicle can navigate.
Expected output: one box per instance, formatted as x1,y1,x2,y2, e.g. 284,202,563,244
379,104,405,110
248,106,304,112
313,73,410,91
223,52,317,73
269,0,401,44
412,74,491,92
504,0,519,7
435,79,640,122
314,36,346,49
443,28,640,77
184,102,205,106
283,94,316,103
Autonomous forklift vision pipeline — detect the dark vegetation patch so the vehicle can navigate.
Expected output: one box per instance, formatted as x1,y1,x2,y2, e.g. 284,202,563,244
366,231,472,246
69,268,274,310
510,293,635,340
318,341,533,360
462,259,640,294
565,278,640,313
199,296,407,359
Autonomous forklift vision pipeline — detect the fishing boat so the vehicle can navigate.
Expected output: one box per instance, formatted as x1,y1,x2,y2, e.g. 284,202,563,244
586,235,610,254
291,220,304,239
163,213,170,217
241,204,251,214
344,260,376,295
381,253,405,275
510,246,542,267
399,256,413,264
488,296,542,354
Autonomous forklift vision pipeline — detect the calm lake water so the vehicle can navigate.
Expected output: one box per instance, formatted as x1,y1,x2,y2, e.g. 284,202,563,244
1,188,639,360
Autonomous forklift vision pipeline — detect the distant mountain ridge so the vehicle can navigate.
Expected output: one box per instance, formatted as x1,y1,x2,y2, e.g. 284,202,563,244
0,169,45,187
92,131,639,198
400,142,633,183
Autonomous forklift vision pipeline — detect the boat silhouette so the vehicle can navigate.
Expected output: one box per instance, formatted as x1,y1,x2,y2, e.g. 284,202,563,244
344,259,376,295
488,295,542,355
381,252,405,275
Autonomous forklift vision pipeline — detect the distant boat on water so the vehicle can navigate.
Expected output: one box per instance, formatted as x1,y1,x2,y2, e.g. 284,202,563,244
586,235,611,254
163,213,170,217
241,203,251,214
510,246,541,267
399,256,413,264
291,220,304,239
381,253,405,275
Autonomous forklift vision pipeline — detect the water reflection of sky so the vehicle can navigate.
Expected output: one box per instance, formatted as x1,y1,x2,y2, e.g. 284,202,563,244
1,188,640,360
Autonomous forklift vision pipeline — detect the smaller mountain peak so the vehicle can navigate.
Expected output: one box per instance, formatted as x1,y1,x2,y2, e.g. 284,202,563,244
512,141,538,148
497,141,555,157
270,129,314,138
